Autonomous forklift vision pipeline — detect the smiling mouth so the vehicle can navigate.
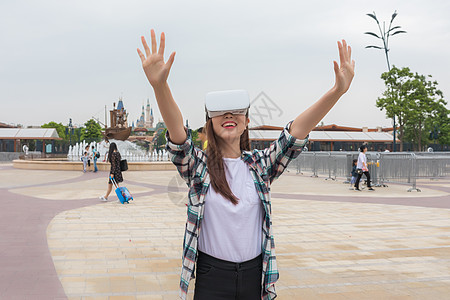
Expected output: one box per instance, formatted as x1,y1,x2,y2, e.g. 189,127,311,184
222,122,237,128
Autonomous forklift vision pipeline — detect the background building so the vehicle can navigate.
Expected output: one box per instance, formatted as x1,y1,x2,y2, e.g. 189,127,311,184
0,127,61,153
135,99,154,130
249,123,398,151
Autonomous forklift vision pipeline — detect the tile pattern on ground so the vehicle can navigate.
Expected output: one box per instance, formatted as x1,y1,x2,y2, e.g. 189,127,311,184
46,172,450,299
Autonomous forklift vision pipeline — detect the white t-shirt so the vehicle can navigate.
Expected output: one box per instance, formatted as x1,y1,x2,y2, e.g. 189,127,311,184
357,152,367,171
198,157,264,263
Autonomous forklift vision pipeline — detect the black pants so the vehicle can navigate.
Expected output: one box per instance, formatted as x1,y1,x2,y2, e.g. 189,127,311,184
355,171,371,189
194,251,262,300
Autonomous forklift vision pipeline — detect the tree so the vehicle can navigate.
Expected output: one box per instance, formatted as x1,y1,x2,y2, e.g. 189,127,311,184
376,66,413,151
432,105,450,145
81,119,103,143
402,74,447,151
155,128,167,151
377,66,449,151
191,129,200,148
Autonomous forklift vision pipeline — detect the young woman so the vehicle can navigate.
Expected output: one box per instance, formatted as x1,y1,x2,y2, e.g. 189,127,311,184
99,142,123,202
354,145,374,191
137,29,355,299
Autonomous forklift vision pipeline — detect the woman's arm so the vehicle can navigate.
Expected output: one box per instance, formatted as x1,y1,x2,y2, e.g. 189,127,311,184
363,154,368,170
137,30,186,144
290,40,355,139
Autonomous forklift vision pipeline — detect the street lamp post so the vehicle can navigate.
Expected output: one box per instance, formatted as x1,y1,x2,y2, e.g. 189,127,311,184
67,118,74,145
365,10,406,152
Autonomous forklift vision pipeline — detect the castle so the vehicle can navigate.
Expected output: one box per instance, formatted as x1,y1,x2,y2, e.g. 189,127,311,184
134,99,154,130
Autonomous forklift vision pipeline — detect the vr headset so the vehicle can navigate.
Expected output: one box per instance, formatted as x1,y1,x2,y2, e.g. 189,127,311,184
205,90,250,120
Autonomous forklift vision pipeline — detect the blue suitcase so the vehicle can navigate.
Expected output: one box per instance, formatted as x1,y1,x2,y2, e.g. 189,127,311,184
110,177,133,204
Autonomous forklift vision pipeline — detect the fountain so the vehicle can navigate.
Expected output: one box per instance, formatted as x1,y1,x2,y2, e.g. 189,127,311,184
65,139,165,162
14,139,173,171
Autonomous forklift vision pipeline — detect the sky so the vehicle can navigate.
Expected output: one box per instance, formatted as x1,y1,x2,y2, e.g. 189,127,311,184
1,0,449,130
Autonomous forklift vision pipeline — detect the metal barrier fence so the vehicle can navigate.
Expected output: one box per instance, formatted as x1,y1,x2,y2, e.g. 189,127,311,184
290,152,450,192
376,153,418,191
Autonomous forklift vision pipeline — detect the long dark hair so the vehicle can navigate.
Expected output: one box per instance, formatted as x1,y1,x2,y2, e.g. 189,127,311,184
205,115,250,205
360,145,367,152
108,142,118,163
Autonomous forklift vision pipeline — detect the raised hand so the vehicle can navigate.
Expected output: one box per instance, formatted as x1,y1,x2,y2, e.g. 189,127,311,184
137,29,176,87
333,40,355,95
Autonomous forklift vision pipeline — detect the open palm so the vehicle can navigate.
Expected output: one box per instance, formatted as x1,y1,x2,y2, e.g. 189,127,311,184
334,40,355,95
137,29,176,87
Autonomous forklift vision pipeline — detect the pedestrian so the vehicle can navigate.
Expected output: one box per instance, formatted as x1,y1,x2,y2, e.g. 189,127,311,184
137,30,355,299
354,145,374,191
84,145,92,171
103,138,110,162
99,142,123,202
81,151,89,173
196,126,208,150
91,145,99,172
349,158,357,190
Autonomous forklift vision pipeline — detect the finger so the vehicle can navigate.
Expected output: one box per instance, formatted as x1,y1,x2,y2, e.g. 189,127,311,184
151,29,157,54
158,32,165,55
342,39,348,62
348,45,352,62
137,48,145,63
141,36,150,57
337,41,345,66
333,60,339,74
352,59,356,70
166,51,176,71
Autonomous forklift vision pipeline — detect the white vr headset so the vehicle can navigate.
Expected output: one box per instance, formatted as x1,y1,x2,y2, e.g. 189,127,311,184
205,90,250,119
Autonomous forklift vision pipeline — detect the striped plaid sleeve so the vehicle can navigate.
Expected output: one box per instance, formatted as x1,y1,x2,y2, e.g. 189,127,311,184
263,120,308,184
165,128,200,186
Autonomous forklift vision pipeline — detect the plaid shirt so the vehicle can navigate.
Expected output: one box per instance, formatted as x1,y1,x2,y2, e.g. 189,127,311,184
166,121,308,299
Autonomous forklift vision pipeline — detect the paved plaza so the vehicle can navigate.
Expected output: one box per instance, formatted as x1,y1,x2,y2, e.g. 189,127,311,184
0,162,449,300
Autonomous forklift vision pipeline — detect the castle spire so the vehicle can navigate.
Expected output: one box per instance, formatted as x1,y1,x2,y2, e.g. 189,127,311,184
145,98,151,127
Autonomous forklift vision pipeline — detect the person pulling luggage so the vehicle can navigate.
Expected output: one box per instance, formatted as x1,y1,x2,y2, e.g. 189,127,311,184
99,142,123,201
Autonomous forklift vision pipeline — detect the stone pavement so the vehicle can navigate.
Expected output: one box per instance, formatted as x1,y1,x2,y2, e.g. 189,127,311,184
0,163,449,300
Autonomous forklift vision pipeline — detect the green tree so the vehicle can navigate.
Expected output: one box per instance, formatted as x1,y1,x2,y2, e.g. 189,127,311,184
402,73,448,151
433,105,450,145
191,129,200,148
377,66,449,151
376,66,414,151
156,128,167,151
81,119,103,143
